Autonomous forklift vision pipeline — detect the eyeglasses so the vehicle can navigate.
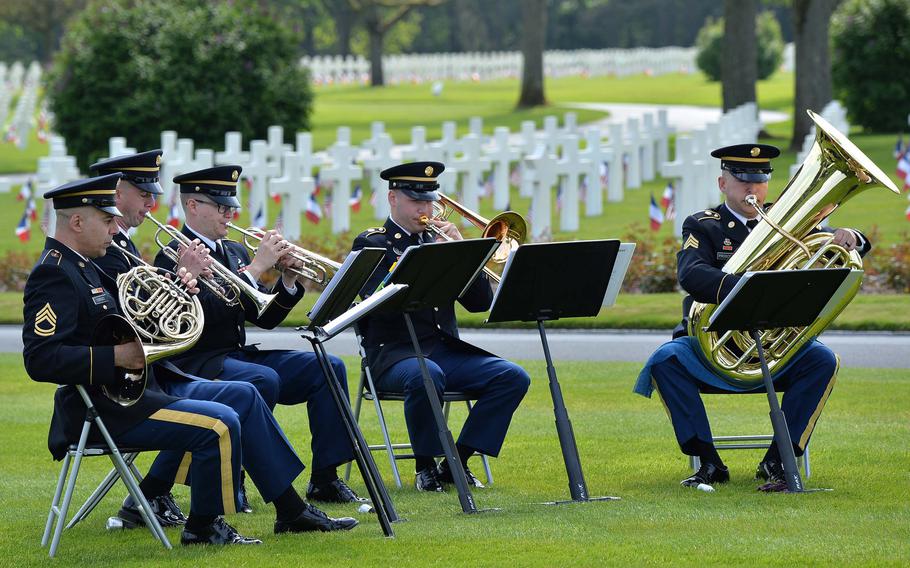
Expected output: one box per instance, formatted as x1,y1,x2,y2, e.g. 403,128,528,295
193,199,237,216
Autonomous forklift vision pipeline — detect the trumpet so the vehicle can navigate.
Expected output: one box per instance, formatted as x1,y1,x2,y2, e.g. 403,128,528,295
144,213,277,317
226,223,342,285
419,193,527,283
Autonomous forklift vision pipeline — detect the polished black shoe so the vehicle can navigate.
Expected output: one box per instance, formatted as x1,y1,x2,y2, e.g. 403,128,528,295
756,460,788,492
117,492,187,528
306,478,369,504
415,466,444,492
238,471,253,514
681,462,730,492
274,503,359,534
436,459,485,488
180,516,262,546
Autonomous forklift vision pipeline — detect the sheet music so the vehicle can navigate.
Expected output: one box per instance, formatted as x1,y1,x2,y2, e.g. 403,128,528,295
601,242,636,307
307,249,361,321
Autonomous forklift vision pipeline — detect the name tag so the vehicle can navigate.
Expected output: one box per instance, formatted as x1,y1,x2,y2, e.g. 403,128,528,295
92,295,109,305
716,252,733,261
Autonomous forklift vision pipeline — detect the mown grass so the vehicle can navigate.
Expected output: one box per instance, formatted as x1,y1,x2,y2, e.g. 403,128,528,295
1,354,907,566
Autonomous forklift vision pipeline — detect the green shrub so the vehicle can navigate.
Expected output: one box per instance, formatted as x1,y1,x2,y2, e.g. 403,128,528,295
621,223,679,294
48,0,313,170
865,230,910,293
832,0,910,132
695,11,784,82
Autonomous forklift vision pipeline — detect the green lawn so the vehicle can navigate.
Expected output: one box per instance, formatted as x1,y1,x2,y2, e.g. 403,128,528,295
1,354,907,566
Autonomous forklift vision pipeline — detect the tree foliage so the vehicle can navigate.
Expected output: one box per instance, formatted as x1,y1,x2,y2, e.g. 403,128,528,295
47,0,313,170
695,11,784,82
831,0,910,132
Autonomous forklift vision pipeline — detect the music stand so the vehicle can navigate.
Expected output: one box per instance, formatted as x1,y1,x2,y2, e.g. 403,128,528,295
299,247,403,536
486,240,626,505
706,267,858,493
374,238,500,514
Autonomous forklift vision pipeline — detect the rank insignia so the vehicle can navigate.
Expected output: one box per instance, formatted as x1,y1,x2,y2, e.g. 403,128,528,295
683,235,700,250
34,303,57,337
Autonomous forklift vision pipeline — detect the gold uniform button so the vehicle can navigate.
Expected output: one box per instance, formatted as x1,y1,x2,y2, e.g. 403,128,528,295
728,221,735,228
102,305,108,310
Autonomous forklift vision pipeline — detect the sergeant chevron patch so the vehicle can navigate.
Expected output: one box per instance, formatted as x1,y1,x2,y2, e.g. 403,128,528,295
34,303,57,337
683,235,700,250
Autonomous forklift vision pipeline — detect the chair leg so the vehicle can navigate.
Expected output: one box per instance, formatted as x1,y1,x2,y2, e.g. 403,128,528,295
344,373,367,483
463,400,494,485
42,452,72,548
48,421,91,557
372,394,402,488
803,445,811,479
66,452,137,529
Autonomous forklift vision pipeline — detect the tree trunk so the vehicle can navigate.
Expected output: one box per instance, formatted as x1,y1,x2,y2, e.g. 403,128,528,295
335,1,355,57
790,0,841,150
367,21,385,87
721,0,757,112
517,0,547,108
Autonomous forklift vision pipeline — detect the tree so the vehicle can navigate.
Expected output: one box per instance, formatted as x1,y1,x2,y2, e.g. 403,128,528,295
517,0,548,108
721,0,758,112
790,0,841,150
695,12,784,83
48,0,313,170
0,0,87,64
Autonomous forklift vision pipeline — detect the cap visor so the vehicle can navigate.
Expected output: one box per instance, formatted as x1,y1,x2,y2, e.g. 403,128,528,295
133,180,163,194
99,205,124,217
210,194,241,208
398,189,439,201
731,171,771,183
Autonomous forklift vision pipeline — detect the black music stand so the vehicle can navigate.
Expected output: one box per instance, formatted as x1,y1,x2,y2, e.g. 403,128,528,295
486,240,623,505
705,267,858,493
299,247,403,536
375,238,500,514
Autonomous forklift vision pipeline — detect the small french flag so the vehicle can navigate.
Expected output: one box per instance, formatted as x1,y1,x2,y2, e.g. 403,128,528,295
306,194,322,224
649,194,664,231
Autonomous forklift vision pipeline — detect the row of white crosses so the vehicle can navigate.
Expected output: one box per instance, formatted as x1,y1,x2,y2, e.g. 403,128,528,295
2,61,41,148
788,100,850,179
302,46,697,86
99,106,677,239
660,103,762,236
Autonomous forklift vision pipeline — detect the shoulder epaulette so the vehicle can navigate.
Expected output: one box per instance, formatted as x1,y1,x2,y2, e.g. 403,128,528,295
40,249,63,265
696,209,721,221
363,227,386,237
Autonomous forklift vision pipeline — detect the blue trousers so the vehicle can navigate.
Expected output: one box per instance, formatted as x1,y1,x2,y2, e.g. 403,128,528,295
145,379,304,507
217,349,354,471
377,340,530,458
649,341,839,457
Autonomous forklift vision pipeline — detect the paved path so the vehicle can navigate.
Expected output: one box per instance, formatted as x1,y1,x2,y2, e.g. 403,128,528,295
566,102,789,133
3,326,907,368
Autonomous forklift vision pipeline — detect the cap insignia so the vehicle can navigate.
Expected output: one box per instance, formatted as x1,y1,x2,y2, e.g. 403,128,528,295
424,166,433,176
750,147,760,157
155,155,162,166
232,170,239,181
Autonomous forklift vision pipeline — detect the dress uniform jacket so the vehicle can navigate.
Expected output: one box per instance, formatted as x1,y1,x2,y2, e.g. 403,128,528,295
352,217,494,378
671,203,871,338
23,238,186,460
153,225,304,378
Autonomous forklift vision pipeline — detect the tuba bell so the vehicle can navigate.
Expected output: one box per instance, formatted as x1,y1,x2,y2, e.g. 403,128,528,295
688,110,901,389
94,262,205,406
420,192,528,283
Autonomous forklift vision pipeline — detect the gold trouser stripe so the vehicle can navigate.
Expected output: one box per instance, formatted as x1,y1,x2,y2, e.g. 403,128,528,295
174,452,192,485
798,354,840,450
89,347,93,385
716,273,729,305
651,378,673,421
147,408,235,514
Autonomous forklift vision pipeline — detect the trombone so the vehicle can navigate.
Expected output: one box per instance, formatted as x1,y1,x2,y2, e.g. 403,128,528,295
419,193,527,283
226,223,342,285
144,213,277,318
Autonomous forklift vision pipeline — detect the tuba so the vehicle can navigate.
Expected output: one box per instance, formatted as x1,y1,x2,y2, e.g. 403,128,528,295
689,110,900,389
94,261,204,406
420,193,528,283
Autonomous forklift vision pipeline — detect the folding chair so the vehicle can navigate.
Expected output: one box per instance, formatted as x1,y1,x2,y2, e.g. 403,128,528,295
345,356,494,488
42,386,171,557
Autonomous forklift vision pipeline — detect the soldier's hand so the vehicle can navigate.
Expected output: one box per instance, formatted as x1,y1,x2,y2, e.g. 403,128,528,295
114,340,145,371
175,267,200,294
428,218,462,241
251,230,293,272
831,228,859,251
176,239,213,280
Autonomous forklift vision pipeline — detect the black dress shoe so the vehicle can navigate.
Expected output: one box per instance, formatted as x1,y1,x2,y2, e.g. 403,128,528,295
306,478,369,504
756,460,788,492
180,517,262,546
117,492,187,528
238,471,253,514
274,503,359,534
436,459,485,488
681,462,730,491
415,466,444,492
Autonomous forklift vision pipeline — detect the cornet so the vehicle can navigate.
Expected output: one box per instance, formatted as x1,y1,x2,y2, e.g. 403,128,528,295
144,213,277,317
226,223,342,285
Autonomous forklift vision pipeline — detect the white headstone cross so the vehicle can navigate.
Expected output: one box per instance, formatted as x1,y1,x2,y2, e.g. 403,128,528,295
579,128,611,217
555,134,589,232
320,134,363,233
453,133,491,223
362,133,396,219
524,144,558,241
518,120,538,197
245,140,280,222
486,127,520,210
269,151,311,241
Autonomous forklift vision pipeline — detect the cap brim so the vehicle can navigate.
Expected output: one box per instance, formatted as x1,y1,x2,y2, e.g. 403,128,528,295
133,180,163,194
98,205,124,216
209,194,241,208
730,171,771,183
398,189,439,201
